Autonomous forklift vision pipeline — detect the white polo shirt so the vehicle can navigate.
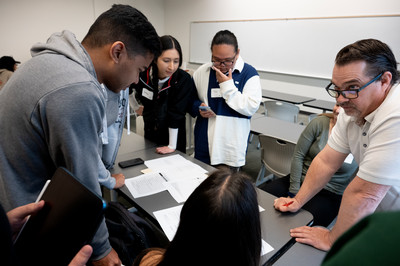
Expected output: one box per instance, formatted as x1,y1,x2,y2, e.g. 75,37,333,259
328,84,400,207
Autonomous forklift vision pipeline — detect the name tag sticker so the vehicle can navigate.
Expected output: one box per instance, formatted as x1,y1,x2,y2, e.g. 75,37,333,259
142,88,153,100
211,88,221,98
344,153,354,164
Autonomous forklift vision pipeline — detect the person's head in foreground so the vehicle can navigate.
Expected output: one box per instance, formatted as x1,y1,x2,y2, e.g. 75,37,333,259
161,168,262,266
81,4,161,93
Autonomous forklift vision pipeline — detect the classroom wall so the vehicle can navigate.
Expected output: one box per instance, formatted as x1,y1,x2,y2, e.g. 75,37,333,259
163,0,400,109
0,0,165,63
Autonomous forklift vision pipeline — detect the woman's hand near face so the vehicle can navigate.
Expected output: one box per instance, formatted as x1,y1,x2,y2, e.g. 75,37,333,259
212,66,232,84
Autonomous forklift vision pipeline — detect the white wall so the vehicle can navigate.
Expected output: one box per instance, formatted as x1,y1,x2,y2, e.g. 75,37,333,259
0,0,165,63
164,0,400,111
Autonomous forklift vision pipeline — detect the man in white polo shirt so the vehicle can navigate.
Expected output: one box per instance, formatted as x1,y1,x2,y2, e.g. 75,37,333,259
274,38,400,251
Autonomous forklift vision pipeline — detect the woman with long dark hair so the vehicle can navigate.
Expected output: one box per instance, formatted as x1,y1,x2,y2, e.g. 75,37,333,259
131,35,193,154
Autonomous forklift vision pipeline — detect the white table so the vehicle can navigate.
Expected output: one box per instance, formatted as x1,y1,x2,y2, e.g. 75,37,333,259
262,90,315,105
303,99,336,113
250,115,305,144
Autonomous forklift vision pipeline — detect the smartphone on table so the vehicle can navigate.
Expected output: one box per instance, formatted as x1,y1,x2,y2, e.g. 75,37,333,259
118,157,145,168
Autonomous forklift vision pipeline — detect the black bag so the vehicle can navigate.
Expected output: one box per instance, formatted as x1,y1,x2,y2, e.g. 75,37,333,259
105,202,165,265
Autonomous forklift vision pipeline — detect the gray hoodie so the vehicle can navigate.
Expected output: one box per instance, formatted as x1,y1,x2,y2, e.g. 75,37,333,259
0,31,111,259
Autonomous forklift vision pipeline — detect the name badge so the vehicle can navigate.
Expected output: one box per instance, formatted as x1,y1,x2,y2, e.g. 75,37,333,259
142,88,153,100
344,153,354,164
211,88,221,98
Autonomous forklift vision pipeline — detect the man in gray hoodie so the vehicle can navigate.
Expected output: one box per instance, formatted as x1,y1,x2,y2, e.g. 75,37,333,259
0,4,160,265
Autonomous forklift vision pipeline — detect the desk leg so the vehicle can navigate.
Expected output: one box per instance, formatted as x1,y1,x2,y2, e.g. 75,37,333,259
110,189,118,202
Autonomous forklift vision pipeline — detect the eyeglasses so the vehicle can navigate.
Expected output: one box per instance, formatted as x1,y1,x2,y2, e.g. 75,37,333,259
326,73,383,99
211,54,236,67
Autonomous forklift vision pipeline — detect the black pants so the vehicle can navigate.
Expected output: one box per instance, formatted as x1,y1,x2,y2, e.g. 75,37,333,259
260,175,342,227
212,164,241,173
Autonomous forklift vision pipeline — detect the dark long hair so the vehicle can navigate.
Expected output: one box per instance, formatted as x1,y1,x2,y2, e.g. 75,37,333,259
145,35,183,83
335,39,399,86
160,169,261,266
159,35,183,67
82,4,161,59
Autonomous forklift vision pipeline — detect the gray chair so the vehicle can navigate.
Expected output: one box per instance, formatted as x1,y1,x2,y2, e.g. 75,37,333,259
248,103,266,146
255,134,296,186
263,100,300,123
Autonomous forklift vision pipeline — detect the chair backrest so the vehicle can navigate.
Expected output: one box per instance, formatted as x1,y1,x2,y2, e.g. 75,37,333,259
263,100,300,123
259,134,296,177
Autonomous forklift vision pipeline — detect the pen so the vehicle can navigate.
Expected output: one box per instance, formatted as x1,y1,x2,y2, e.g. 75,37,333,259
159,173,168,182
36,180,51,202
14,179,51,244
283,201,294,207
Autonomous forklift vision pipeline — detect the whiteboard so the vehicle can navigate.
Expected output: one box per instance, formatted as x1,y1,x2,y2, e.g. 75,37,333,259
190,16,400,79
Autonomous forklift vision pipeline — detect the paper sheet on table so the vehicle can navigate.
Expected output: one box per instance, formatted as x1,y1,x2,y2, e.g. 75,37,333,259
145,154,208,181
125,172,167,198
261,239,274,255
153,205,183,241
164,177,207,203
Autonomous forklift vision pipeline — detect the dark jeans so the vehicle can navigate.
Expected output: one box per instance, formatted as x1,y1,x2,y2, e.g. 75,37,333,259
260,175,342,227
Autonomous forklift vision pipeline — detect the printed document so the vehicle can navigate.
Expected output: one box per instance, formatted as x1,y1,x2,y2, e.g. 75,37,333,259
125,172,167,198
164,176,206,203
145,154,208,181
153,205,183,241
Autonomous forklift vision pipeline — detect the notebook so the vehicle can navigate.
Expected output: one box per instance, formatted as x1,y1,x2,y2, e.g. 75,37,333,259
13,167,106,265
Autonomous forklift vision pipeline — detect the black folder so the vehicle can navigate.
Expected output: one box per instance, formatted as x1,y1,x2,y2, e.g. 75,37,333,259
13,167,106,265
